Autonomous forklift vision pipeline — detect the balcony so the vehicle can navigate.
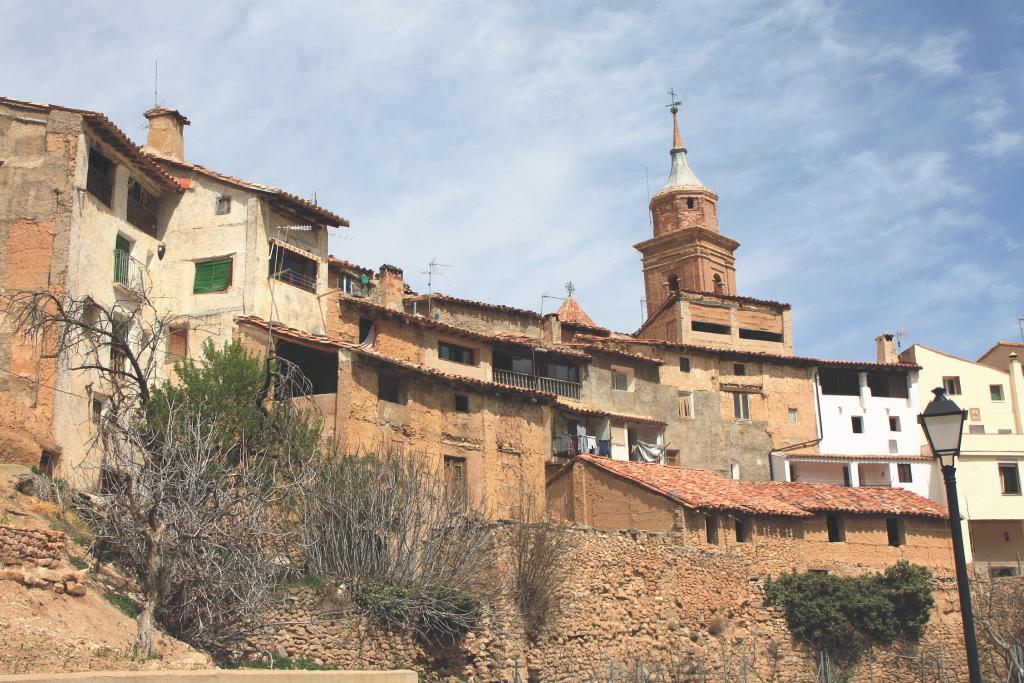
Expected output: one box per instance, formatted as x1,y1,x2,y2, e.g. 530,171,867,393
493,368,581,400
113,249,146,295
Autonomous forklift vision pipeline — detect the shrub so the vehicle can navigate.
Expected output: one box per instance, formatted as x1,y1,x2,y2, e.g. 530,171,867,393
510,490,570,640
764,561,934,664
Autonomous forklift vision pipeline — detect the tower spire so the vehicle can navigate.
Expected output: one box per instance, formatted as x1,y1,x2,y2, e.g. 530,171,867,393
661,91,704,190
666,89,683,150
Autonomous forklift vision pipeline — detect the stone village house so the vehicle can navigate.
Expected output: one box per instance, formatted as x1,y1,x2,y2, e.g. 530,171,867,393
0,94,972,568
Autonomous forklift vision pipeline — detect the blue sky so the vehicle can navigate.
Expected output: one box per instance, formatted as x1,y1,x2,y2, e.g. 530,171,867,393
3,1,1022,361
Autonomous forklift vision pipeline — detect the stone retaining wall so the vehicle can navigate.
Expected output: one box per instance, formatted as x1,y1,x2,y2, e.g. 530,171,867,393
0,524,86,596
246,526,971,682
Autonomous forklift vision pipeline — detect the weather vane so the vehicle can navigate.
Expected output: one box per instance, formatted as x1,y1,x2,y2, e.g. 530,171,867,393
666,88,681,115
565,281,575,298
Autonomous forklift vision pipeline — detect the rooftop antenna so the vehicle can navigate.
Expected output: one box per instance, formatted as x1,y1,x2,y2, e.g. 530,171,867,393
644,167,653,230
421,258,451,318
895,330,908,350
1018,315,1024,344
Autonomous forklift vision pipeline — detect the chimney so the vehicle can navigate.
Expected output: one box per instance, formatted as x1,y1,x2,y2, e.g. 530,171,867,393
1009,352,1024,435
143,107,190,161
875,333,897,364
377,264,405,312
542,313,562,347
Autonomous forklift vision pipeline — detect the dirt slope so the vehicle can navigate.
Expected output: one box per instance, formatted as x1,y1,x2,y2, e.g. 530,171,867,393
0,465,211,675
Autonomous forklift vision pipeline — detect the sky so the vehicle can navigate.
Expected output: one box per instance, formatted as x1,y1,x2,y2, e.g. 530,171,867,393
2,0,1022,361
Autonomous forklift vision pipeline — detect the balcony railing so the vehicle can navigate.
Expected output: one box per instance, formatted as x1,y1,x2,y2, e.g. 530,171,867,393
492,368,581,400
272,268,317,293
113,249,146,295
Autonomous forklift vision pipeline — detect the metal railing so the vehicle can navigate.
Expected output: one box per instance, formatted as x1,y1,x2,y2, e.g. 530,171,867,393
272,267,317,293
492,368,581,400
113,249,146,294
127,193,158,234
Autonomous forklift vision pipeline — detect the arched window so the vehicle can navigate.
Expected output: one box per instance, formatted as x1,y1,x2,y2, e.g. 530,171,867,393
667,274,679,292
713,274,724,294
686,197,695,209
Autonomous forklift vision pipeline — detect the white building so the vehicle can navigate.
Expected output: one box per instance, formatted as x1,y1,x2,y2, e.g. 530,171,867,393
773,334,939,502
901,342,1024,573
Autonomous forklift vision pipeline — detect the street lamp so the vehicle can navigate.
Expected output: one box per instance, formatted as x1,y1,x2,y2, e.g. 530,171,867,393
918,387,981,683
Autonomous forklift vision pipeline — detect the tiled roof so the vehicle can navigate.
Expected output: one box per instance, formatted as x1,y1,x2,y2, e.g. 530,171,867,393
405,293,543,321
753,481,947,519
678,288,791,310
784,453,935,463
233,315,558,402
557,296,608,332
555,401,667,426
818,359,920,371
576,456,810,517
328,256,374,276
574,456,947,519
145,153,349,227
340,298,592,360
0,96,181,193
564,342,665,366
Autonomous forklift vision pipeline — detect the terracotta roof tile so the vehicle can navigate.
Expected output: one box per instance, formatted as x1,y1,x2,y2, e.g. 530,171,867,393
785,453,935,463
328,256,374,276
575,456,947,519
564,342,665,366
555,401,667,426
145,153,349,227
405,293,543,321
557,297,608,331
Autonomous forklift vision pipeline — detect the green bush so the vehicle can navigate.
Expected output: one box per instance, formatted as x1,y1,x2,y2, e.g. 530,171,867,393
351,579,481,643
764,561,935,663
237,653,332,670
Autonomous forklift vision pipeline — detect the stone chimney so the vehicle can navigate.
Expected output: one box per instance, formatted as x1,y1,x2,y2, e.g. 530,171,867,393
143,107,190,161
541,314,562,347
377,264,405,312
875,333,897,364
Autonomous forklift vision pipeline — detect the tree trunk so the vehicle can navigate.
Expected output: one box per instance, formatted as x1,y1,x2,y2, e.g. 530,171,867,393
134,598,157,659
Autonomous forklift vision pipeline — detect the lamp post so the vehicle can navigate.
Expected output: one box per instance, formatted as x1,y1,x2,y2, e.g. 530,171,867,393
918,387,981,683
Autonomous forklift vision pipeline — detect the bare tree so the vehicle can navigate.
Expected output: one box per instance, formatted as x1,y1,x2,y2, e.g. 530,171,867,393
972,576,1024,681
301,445,500,643
2,287,321,659
509,487,571,640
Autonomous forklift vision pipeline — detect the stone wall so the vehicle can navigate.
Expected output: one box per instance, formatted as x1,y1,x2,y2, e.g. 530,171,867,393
0,524,86,596
247,526,969,682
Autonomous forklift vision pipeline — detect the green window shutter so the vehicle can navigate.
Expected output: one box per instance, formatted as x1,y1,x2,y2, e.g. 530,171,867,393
194,258,232,293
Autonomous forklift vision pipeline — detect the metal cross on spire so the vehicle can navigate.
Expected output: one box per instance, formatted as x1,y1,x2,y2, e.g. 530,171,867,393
565,281,575,298
666,88,681,115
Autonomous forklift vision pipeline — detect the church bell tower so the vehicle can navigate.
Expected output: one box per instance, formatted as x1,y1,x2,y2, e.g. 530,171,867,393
634,96,739,317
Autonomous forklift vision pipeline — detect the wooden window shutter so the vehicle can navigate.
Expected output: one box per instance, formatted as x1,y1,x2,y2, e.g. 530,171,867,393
194,258,232,293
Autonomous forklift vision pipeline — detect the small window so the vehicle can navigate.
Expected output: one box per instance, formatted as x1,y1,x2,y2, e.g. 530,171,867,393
734,518,748,543
999,428,1013,435
166,325,188,364
943,376,962,395
889,416,901,432
788,408,798,424
612,370,629,391
969,425,986,435
679,356,690,372
886,518,905,547
194,257,233,293
730,463,740,480
91,397,104,427
269,243,318,293
127,178,158,234
842,466,851,487
215,195,232,215
444,455,468,500
378,373,402,404
733,363,746,376
664,449,679,467
888,439,898,454
338,273,353,293
733,393,750,421
897,463,913,483
692,320,730,335
1000,463,1022,495
851,416,864,433
667,274,680,292
826,514,844,543
86,147,115,207
686,197,695,209
358,318,374,345
438,341,475,365
679,391,694,418
454,394,470,413
706,514,719,545
991,384,1005,401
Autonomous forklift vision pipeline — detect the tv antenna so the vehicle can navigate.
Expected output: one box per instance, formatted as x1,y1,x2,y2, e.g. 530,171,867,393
1018,315,1024,344
895,330,908,350
421,258,452,297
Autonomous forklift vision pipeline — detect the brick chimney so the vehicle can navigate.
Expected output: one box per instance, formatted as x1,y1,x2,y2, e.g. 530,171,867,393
377,264,405,312
143,107,190,161
875,333,897,364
